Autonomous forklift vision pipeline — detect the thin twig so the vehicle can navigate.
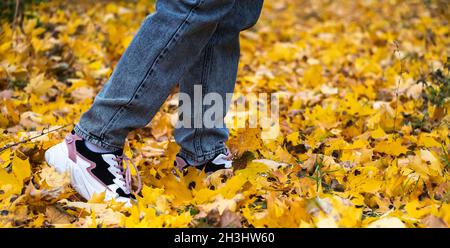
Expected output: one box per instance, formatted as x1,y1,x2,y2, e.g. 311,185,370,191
0,124,73,153
12,0,20,31
12,0,20,49
392,40,403,137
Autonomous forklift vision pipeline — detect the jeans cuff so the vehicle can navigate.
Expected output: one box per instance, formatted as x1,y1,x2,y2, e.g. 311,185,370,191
73,124,123,152
179,145,228,165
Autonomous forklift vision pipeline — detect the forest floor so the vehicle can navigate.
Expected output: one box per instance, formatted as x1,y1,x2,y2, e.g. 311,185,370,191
0,0,449,227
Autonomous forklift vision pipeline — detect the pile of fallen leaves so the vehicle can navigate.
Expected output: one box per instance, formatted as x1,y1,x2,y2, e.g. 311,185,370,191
0,0,449,228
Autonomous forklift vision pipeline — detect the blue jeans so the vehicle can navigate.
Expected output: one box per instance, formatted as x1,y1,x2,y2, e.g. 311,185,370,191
74,0,264,164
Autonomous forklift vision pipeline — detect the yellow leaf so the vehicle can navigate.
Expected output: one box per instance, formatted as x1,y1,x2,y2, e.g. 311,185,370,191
0,169,21,194
303,64,324,87
25,73,54,96
286,131,300,145
0,149,11,167
419,149,442,176
367,217,405,228
374,138,408,156
88,191,106,203
417,134,441,148
12,155,31,183
371,127,387,139
267,42,298,62
405,200,433,219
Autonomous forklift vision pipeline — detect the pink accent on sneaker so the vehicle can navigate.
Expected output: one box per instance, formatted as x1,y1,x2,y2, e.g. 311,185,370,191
65,133,82,163
174,156,188,171
224,148,233,161
64,132,111,190
174,148,233,170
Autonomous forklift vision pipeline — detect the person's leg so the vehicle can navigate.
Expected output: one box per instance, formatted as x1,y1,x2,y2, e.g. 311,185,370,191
73,0,236,152
174,0,264,165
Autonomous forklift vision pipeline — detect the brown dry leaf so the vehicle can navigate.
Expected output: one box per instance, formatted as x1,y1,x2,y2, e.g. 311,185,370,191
24,182,68,206
39,166,70,189
19,112,43,130
150,113,172,140
421,215,448,228
45,205,73,225
219,209,242,228
198,194,244,215
301,154,339,173
71,87,95,102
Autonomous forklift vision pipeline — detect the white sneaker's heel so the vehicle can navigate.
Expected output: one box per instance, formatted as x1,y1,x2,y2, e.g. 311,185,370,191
45,142,90,200
45,143,70,173
69,164,93,201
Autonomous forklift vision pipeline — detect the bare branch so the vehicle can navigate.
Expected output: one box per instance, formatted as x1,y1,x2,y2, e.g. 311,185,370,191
0,124,73,153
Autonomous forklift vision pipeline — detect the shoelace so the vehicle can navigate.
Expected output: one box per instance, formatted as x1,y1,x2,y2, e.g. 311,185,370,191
113,155,142,196
224,149,233,161
221,148,233,167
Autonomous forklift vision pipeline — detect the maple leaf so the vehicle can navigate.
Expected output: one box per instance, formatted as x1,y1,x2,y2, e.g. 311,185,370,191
374,138,408,156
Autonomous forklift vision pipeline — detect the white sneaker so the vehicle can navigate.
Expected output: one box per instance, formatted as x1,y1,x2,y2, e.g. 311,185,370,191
45,131,141,205
174,149,233,175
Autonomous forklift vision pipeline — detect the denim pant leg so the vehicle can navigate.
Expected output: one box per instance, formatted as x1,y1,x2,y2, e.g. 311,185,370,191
74,0,236,151
174,0,264,164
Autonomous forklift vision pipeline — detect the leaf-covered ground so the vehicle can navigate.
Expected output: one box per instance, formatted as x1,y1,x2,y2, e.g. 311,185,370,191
0,0,449,228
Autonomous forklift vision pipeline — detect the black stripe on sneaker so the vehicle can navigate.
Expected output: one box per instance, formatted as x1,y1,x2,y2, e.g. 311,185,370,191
75,140,116,186
115,187,135,199
198,161,229,173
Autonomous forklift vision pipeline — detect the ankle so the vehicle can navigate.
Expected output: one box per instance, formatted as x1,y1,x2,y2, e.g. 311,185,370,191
84,140,115,154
